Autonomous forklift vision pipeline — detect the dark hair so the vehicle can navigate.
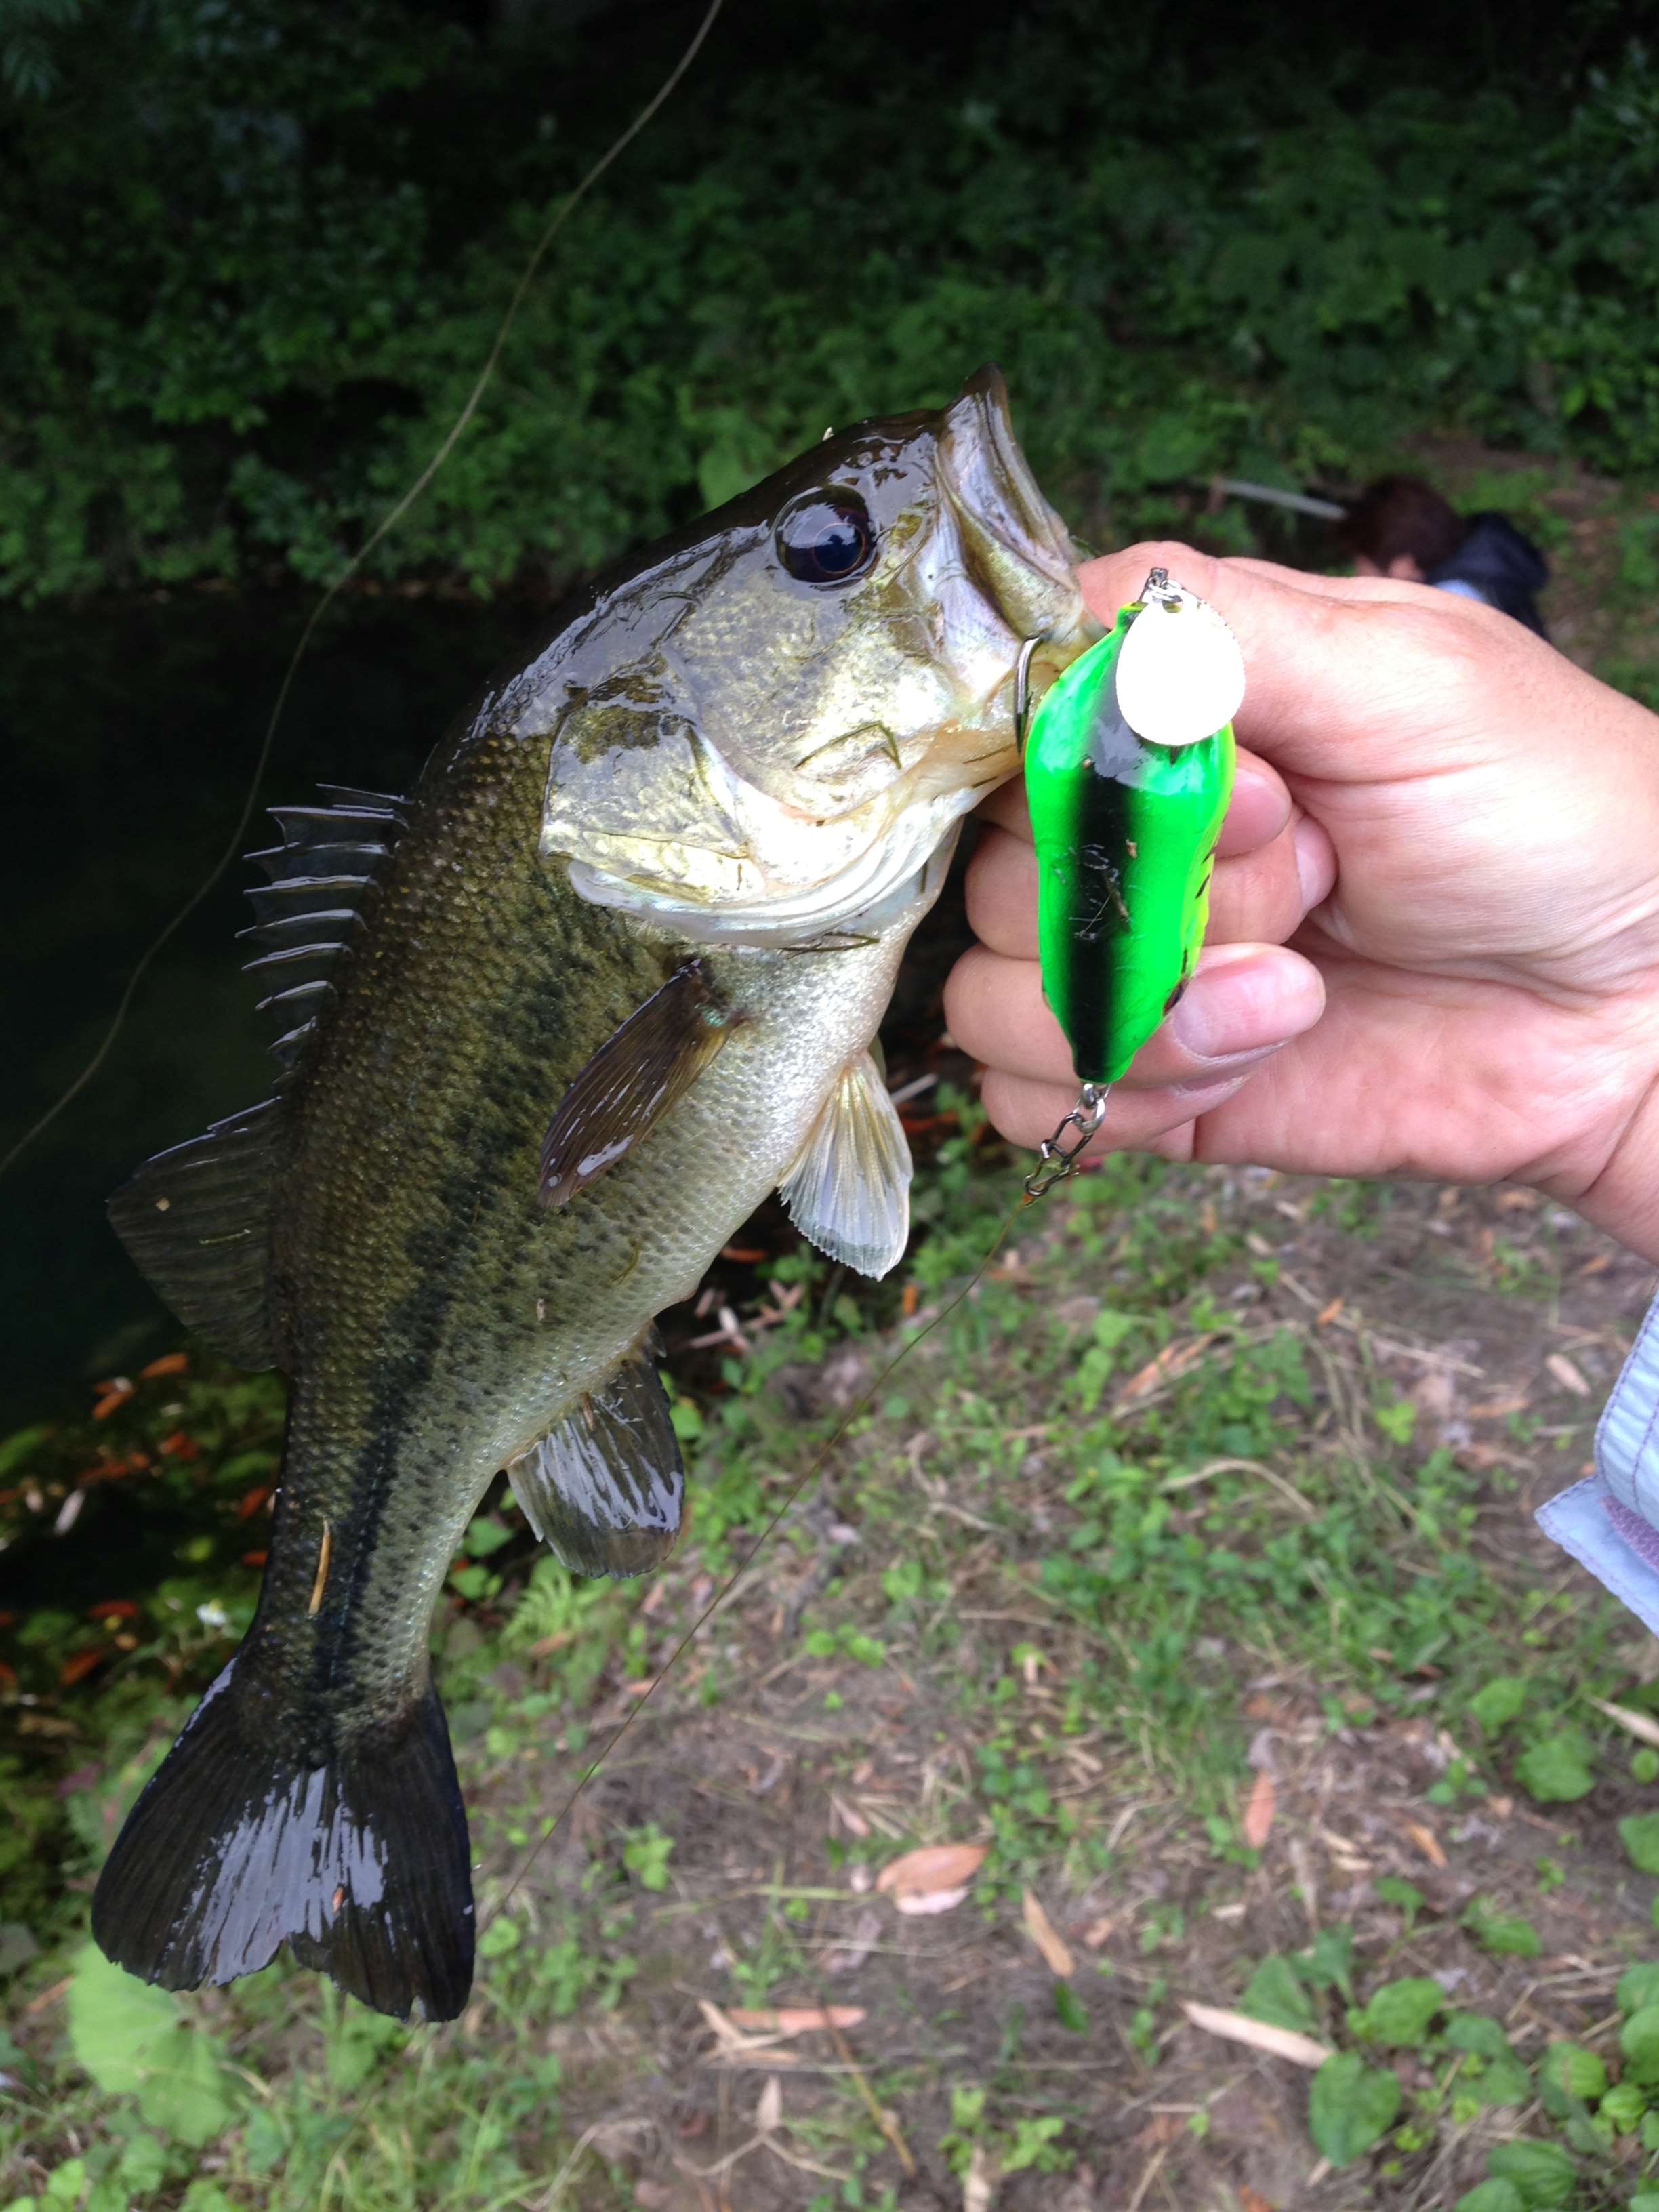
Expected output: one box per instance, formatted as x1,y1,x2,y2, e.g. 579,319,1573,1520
1340,476,1465,571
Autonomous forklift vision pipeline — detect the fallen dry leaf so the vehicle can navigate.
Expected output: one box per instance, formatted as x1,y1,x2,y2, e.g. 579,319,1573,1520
1404,1820,1447,1868
962,2142,994,2212
1242,1768,1276,1850
893,1885,972,1917
1316,1296,1344,1327
874,1841,987,1904
1547,1352,1591,1397
1469,1394,1530,1420
1239,2190,1276,2212
755,2076,782,2133
1591,1697,1659,1750
1021,1889,1075,1977
1083,1912,1117,1948
724,2005,867,2036
1112,1333,1216,1412
1180,1999,1332,2070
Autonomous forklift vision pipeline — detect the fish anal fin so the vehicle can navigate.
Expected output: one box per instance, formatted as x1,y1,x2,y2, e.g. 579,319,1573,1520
507,1346,683,1579
107,1101,285,1369
538,959,735,1208
779,1049,912,1279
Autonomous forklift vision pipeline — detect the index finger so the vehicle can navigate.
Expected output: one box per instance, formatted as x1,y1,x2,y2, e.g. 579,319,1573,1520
1077,540,1562,782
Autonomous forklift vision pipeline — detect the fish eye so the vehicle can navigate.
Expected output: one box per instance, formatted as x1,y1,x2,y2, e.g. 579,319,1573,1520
775,492,877,586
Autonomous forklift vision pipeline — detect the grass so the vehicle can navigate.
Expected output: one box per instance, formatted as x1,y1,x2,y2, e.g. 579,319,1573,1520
6,1081,1659,2209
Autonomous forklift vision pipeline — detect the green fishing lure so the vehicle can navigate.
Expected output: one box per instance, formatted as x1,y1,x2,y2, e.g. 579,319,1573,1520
1023,569,1242,1099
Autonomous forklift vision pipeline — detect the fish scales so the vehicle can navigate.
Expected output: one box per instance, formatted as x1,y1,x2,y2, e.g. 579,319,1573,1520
92,366,1098,2020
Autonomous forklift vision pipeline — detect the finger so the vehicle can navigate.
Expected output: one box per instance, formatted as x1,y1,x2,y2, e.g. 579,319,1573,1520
1076,540,1563,781
964,806,1333,962
944,940,1325,1097
978,743,1290,851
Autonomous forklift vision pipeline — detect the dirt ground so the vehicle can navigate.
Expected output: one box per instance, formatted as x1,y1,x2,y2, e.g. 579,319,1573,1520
460,1160,1658,2212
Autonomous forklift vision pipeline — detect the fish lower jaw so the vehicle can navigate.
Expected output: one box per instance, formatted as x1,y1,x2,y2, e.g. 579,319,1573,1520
566,798,967,951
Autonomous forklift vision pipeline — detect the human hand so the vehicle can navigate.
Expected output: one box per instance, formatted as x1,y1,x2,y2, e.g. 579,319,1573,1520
943,542,1659,1262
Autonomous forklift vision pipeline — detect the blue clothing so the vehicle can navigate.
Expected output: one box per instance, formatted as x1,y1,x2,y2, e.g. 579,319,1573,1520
1425,513,1550,637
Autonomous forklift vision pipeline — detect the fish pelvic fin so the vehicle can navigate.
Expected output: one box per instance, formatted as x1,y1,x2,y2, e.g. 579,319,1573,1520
779,1049,912,1279
91,1654,474,2023
508,1342,684,1579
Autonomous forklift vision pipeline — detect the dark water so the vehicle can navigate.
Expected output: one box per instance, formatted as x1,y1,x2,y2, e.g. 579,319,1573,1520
1,592,535,1429
0,586,989,1435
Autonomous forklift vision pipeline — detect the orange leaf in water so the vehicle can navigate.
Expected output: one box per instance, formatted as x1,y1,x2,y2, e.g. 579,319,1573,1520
1242,1769,1277,1850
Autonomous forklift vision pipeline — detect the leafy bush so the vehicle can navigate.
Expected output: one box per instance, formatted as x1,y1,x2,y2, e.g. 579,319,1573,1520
1,1,1656,600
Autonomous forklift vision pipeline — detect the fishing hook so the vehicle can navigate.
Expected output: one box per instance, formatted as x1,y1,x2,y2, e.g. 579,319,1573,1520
1012,631,1044,754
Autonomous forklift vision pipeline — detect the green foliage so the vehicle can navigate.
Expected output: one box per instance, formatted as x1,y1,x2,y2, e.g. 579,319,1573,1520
1480,2138,1577,2207
1462,1897,1544,1959
1622,1811,1659,1872
1469,1675,1530,1732
3,5,1658,600
621,1822,675,1892
1307,2051,1401,2165
1513,1732,1595,1803
66,1944,241,2146
1351,1976,1443,2048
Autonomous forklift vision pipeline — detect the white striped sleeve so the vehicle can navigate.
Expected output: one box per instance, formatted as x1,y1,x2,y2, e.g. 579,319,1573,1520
1536,1293,1659,1633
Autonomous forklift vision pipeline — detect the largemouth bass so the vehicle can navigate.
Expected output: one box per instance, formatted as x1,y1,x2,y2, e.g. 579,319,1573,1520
91,367,1096,2020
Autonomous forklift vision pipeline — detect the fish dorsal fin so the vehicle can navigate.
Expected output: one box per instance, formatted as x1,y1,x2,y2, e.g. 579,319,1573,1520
107,1101,286,1369
538,960,737,1208
241,787,407,1071
506,1346,684,1579
779,1050,912,1279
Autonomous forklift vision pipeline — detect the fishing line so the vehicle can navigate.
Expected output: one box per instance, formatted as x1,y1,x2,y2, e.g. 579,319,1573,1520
483,1153,1082,1942
0,0,725,1187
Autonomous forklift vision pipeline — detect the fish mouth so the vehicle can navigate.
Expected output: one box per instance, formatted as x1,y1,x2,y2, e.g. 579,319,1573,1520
939,363,1097,665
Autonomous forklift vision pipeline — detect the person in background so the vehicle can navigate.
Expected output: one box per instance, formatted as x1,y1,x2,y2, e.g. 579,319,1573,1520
1340,472,1551,636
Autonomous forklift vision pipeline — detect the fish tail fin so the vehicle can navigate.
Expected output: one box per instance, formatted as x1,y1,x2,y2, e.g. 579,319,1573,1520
91,1654,474,2022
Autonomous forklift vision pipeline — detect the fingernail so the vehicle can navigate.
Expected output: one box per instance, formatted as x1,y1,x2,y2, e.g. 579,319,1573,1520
1166,952,1286,1062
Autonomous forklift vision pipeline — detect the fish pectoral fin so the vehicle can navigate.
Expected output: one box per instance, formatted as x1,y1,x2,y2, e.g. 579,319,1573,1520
538,958,735,1208
506,1345,684,1580
106,1099,286,1369
778,1049,912,1281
